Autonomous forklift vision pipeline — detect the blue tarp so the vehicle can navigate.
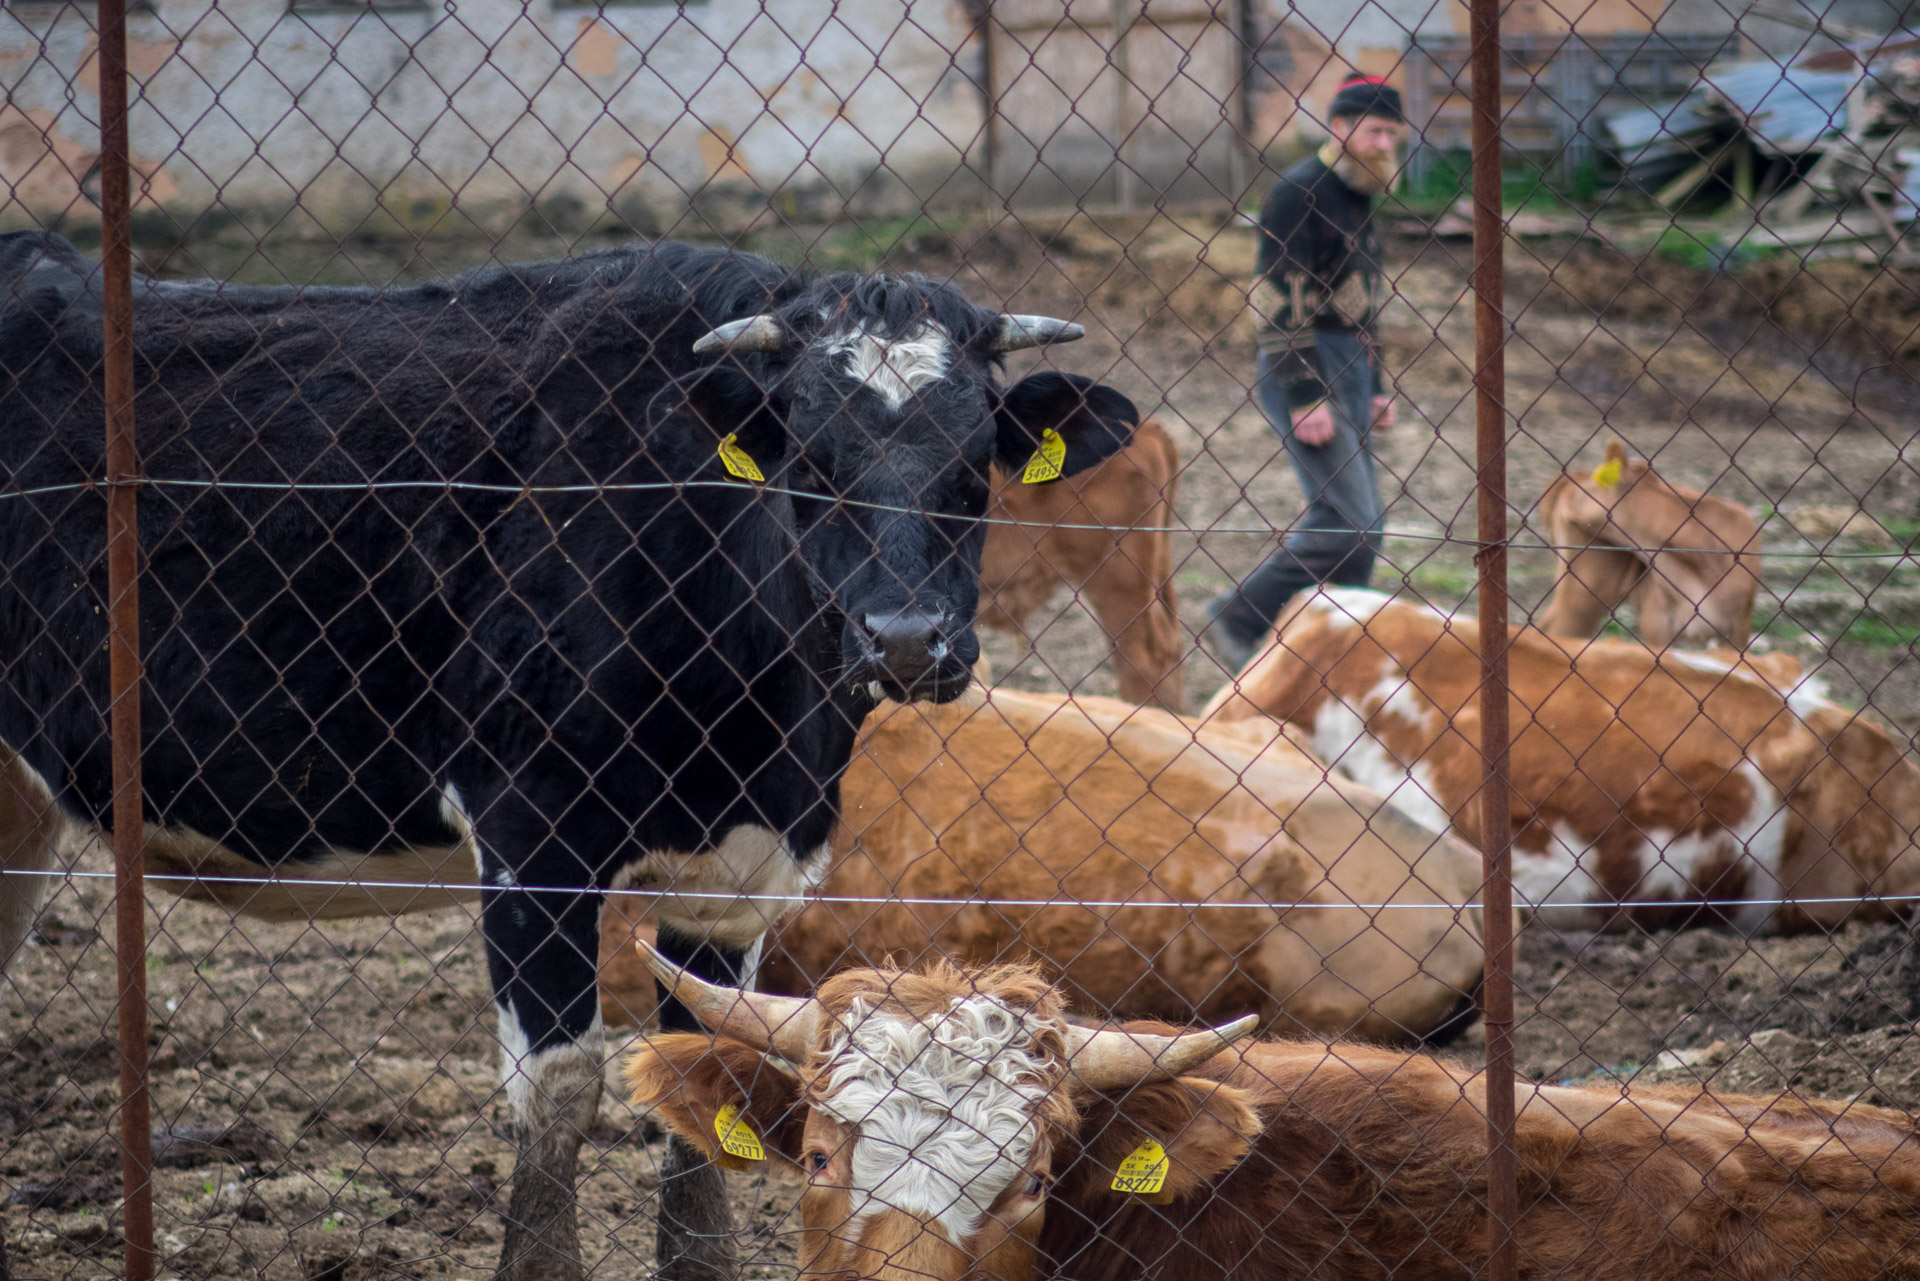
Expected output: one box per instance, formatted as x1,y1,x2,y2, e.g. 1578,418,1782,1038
1705,62,1856,153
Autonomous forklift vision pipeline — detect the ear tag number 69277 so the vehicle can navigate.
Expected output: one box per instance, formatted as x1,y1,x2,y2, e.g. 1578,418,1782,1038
714,1102,765,1170
718,433,765,483
1111,1138,1172,1202
1020,428,1067,484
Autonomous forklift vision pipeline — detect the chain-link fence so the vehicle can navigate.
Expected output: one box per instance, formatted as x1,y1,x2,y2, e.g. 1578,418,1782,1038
0,0,1916,1277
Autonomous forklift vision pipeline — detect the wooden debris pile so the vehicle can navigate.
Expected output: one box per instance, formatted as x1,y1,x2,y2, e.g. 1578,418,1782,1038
1603,35,1920,259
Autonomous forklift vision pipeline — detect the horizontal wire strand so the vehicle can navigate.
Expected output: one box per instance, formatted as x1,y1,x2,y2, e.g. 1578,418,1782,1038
4,474,1909,560
8,864,1916,913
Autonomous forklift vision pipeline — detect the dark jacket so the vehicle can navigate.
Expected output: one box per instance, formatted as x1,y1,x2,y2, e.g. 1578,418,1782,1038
1254,152,1383,409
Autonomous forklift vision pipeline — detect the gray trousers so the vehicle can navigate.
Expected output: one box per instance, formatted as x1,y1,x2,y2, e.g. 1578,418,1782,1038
1216,330,1384,643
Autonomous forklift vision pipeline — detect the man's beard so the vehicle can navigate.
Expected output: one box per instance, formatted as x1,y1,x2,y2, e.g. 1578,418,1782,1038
1324,141,1399,194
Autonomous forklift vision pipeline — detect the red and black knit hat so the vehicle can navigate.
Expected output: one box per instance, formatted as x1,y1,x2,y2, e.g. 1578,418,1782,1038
1329,70,1403,123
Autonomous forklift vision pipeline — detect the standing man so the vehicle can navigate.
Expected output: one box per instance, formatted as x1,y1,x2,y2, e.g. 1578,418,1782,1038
1205,71,1408,670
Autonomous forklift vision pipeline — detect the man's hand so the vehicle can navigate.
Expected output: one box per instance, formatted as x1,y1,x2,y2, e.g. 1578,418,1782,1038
1293,401,1336,446
1372,394,1396,431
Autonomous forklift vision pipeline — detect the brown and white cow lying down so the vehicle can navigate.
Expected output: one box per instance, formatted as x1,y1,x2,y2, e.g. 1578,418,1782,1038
1538,441,1761,649
602,687,1487,1045
979,419,1183,710
628,951,1920,1281
1201,588,1920,933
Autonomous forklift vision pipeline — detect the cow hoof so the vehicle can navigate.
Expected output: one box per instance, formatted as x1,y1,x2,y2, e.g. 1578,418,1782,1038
656,1135,738,1281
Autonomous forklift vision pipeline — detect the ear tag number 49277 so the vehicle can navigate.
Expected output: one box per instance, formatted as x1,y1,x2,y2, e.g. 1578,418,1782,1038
718,433,765,483
1020,428,1067,484
1111,1138,1173,1203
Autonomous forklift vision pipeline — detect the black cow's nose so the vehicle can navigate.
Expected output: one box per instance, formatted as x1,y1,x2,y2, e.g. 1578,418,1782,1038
861,608,947,686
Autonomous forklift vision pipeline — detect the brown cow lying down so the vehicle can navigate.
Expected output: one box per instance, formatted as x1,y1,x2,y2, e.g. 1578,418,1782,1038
601,687,1487,1046
1201,588,1920,933
628,951,1920,1281
980,419,1183,709
1538,440,1761,649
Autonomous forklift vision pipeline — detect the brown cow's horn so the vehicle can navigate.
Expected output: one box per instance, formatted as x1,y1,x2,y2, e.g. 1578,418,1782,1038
693,315,786,356
1064,1015,1258,1089
990,315,1085,353
636,940,821,1058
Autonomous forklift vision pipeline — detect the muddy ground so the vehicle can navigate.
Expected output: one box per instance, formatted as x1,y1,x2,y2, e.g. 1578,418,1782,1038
0,218,1914,1278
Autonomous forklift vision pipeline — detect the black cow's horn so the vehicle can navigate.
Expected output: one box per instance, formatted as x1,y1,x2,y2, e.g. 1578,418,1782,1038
636,940,821,1059
1064,1014,1257,1089
990,315,1085,353
693,315,786,355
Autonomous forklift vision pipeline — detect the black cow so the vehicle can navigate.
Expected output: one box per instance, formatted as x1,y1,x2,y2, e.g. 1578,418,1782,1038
0,230,1137,1280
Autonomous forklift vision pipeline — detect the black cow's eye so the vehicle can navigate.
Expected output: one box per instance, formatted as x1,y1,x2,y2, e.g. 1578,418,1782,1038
1023,1173,1045,1197
786,458,831,497
808,1151,830,1174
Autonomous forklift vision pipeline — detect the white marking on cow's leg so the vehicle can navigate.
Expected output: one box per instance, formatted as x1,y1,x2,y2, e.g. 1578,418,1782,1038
0,748,66,977
496,999,603,1281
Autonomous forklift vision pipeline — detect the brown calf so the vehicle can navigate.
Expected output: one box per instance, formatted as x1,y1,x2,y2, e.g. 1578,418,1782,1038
1201,588,1920,933
1537,441,1761,649
980,419,1183,709
628,953,1920,1281
602,687,1487,1045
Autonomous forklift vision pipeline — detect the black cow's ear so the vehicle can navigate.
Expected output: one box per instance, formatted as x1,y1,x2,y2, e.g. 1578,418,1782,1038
994,371,1138,482
657,365,790,464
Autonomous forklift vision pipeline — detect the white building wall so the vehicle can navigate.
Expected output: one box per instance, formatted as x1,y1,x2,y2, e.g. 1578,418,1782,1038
0,0,986,235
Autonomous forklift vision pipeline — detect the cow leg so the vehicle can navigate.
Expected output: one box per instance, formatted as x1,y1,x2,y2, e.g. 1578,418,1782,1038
0,748,64,981
1539,546,1643,638
1083,548,1183,711
652,922,757,1281
481,879,605,1281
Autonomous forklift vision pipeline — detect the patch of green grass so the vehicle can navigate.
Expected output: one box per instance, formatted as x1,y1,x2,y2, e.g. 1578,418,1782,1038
803,215,969,271
1403,561,1475,602
1655,225,1716,271
1842,615,1920,649
1882,515,1920,549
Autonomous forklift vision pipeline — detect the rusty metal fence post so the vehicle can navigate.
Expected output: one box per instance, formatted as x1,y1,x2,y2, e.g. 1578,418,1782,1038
1468,0,1518,1277
95,0,155,1274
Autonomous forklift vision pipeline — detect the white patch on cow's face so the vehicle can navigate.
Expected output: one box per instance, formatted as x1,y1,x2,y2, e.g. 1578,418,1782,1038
1514,822,1606,927
819,323,952,411
625,825,830,946
1307,667,1452,835
816,993,1055,1243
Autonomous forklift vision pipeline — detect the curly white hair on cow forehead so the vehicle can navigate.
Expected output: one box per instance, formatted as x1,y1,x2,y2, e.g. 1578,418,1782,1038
816,991,1060,1241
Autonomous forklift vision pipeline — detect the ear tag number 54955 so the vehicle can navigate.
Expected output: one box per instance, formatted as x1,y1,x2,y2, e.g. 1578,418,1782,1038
1020,428,1067,484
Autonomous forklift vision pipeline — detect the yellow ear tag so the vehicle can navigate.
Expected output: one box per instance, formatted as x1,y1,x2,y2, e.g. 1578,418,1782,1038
718,434,765,483
714,1102,765,1168
1111,1138,1170,1199
1591,457,1623,488
1020,428,1067,484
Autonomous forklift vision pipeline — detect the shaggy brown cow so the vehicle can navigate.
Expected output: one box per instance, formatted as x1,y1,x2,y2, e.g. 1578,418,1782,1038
627,951,1920,1281
979,419,1183,709
1201,588,1920,933
1537,441,1762,649
601,687,1487,1045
